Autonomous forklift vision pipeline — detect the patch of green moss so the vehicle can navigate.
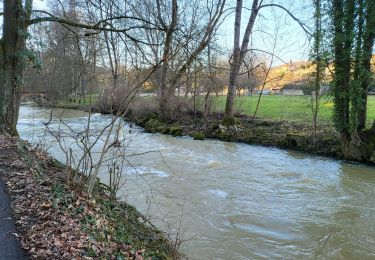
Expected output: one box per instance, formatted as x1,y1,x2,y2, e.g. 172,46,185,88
144,118,161,133
139,117,149,126
193,132,205,140
169,126,182,136
149,112,158,120
96,198,174,259
218,132,233,142
157,126,170,134
222,117,236,126
50,182,175,259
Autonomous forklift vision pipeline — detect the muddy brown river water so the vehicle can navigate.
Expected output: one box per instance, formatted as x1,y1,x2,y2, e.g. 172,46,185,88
18,104,375,259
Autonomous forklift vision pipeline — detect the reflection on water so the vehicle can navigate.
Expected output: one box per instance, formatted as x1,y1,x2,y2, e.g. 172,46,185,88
18,105,375,260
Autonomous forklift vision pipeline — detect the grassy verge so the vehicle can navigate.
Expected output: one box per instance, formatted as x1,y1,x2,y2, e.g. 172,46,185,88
48,94,375,163
55,94,99,109
202,95,375,126
55,94,375,127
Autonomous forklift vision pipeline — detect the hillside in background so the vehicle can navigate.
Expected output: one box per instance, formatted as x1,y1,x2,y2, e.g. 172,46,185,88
262,55,375,91
265,60,314,91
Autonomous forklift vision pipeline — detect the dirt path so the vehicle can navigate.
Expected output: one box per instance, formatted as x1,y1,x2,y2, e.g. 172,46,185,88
0,168,29,259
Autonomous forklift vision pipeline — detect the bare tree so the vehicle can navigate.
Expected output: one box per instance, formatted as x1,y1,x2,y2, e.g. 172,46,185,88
223,0,311,124
25,2,93,104
0,0,163,136
135,0,226,120
223,0,260,124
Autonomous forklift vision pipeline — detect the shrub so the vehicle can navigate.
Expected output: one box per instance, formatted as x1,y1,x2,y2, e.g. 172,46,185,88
144,119,161,133
169,126,182,136
128,98,159,118
193,132,205,140
96,85,134,114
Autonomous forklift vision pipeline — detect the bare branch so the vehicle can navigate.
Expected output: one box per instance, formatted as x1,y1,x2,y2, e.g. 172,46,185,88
259,3,312,37
29,10,165,33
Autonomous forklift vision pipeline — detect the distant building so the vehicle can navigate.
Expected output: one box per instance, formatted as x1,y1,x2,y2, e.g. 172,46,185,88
270,87,282,94
281,88,304,96
281,83,306,96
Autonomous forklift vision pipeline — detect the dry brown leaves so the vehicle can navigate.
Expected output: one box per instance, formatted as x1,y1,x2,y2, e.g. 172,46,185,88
0,136,150,260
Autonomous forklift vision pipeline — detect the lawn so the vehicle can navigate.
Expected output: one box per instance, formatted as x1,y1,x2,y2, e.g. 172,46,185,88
57,93,375,127
57,94,99,107
207,95,375,126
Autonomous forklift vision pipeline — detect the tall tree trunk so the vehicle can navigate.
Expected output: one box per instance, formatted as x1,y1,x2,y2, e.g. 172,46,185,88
159,0,178,121
204,43,213,122
331,0,375,162
224,0,259,123
0,0,29,136
224,0,243,123
332,0,355,140
184,68,191,98
311,0,323,140
157,0,225,120
352,0,365,131
358,0,375,130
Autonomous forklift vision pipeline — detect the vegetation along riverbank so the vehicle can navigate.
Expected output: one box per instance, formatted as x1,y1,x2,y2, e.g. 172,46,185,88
52,95,375,164
0,135,177,259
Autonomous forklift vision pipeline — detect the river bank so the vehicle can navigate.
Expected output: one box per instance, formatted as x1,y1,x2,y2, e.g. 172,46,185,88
0,134,176,259
50,100,375,164
128,112,342,158
17,104,375,259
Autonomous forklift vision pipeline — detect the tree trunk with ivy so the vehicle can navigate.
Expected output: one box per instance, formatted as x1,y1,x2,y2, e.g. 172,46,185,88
0,0,30,136
332,0,375,162
357,0,375,131
311,0,324,140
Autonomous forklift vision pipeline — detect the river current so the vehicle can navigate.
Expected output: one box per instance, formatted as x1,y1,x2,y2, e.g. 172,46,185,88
18,104,375,259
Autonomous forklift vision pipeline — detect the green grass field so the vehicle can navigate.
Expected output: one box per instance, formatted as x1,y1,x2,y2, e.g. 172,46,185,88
57,94,99,107
58,93,375,127
207,95,375,126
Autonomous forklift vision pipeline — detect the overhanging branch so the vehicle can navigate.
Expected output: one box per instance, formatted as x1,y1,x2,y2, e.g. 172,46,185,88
259,3,312,37
29,10,165,33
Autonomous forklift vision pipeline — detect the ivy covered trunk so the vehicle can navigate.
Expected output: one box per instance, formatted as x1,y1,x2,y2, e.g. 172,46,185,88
332,0,375,163
0,0,29,136
358,0,375,131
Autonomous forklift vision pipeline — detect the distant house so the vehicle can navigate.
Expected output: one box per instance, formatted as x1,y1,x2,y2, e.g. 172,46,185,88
270,87,282,94
260,90,271,95
281,88,304,96
281,82,313,96
281,83,305,96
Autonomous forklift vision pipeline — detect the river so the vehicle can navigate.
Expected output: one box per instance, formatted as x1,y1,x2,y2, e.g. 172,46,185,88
18,104,375,259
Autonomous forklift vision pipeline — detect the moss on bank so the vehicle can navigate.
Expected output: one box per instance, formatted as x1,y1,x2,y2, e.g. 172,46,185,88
47,101,374,164
192,132,205,140
126,112,344,161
